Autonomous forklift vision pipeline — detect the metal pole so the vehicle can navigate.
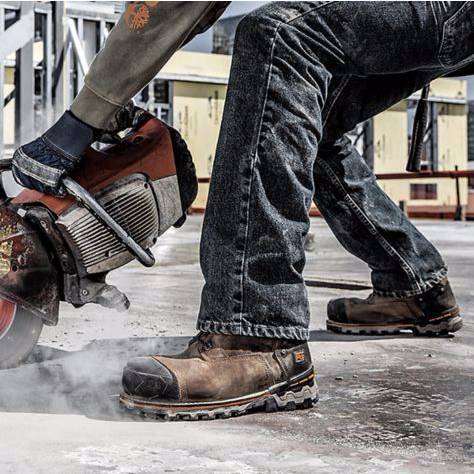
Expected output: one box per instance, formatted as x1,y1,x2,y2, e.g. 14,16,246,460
74,17,85,89
53,1,66,118
0,7,5,158
399,200,408,216
454,165,464,221
67,17,89,78
14,2,35,145
43,10,53,126
99,20,108,47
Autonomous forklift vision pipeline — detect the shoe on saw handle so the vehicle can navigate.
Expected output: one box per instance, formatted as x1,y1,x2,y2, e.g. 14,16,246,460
326,277,462,336
120,333,318,421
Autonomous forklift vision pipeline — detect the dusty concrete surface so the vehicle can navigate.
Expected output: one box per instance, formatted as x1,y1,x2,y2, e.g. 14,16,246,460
0,216,472,473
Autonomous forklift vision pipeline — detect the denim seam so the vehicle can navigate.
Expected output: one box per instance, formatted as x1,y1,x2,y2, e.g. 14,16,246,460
238,22,282,332
373,267,448,298
437,1,472,67
429,2,439,32
316,157,423,293
238,1,336,331
322,76,351,128
285,1,336,26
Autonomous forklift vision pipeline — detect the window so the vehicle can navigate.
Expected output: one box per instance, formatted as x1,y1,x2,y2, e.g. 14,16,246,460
410,183,437,200
468,175,474,191
154,80,169,104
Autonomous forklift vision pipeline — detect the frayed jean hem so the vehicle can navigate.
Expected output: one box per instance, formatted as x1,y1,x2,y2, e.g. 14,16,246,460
197,320,309,341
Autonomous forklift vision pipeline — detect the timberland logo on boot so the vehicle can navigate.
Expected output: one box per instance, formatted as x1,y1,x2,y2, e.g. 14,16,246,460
294,351,305,364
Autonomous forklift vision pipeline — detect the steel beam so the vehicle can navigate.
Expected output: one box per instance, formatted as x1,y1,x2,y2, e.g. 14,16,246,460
53,1,67,118
14,2,34,145
0,7,5,157
68,17,89,77
44,10,53,117
0,7,34,60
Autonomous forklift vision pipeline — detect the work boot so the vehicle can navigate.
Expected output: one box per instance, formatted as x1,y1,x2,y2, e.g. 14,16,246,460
120,333,318,420
327,278,462,336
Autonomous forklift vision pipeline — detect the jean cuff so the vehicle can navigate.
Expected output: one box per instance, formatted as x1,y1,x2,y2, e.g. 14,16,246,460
197,320,309,341
373,267,448,298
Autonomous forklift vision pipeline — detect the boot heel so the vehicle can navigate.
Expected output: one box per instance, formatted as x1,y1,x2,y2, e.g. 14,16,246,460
266,377,319,412
413,315,463,336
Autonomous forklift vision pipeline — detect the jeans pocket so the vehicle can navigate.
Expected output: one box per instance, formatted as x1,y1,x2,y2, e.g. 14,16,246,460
438,2,474,67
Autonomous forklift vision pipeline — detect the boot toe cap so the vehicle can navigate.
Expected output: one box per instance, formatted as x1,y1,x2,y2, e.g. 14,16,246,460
122,356,179,400
327,298,349,323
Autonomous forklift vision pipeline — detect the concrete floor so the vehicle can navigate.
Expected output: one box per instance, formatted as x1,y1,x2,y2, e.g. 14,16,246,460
0,215,472,473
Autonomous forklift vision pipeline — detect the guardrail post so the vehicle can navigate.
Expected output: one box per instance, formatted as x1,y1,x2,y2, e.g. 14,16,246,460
454,165,465,221
399,200,407,216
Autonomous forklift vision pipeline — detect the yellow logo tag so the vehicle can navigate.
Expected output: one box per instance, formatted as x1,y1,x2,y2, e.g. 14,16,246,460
294,351,305,363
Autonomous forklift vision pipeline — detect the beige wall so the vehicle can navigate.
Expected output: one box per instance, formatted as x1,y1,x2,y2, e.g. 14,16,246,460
161,51,231,83
435,103,468,206
166,55,468,215
374,101,410,204
373,88,468,209
172,81,227,209
176,76,468,214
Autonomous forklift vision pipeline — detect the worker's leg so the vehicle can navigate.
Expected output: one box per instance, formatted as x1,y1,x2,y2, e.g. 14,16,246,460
315,73,449,296
122,1,472,417
197,1,463,339
315,72,465,334
198,3,333,340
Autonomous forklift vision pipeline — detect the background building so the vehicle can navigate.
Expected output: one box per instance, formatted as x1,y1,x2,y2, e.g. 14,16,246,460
1,2,472,218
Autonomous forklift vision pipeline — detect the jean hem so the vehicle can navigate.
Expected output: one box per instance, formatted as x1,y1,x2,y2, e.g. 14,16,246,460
197,320,309,341
373,267,448,298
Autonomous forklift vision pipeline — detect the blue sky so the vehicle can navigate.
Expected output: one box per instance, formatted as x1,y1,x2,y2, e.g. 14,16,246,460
183,2,266,53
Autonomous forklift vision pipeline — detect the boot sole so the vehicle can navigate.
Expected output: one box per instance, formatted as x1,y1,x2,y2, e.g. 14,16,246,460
119,367,318,421
326,308,462,336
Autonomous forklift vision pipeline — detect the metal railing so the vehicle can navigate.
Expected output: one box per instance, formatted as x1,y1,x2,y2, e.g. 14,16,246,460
0,1,120,157
197,169,474,220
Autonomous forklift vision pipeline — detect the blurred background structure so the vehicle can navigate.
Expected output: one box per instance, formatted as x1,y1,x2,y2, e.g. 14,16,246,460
0,1,473,218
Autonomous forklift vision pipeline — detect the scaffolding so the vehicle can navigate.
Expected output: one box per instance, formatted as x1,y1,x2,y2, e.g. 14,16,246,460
0,1,123,157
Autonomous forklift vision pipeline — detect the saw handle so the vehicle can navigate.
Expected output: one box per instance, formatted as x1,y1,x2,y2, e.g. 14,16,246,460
62,177,155,268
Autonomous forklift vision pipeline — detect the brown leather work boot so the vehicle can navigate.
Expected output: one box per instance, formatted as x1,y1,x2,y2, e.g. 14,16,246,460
120,333,317,420
327,278,462,336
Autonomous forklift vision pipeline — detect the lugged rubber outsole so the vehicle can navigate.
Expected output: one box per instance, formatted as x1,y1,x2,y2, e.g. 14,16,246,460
119,368,318,421
326,311,463,336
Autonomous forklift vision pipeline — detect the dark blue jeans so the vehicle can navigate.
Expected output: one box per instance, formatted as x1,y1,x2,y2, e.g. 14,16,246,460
198,1,474,340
